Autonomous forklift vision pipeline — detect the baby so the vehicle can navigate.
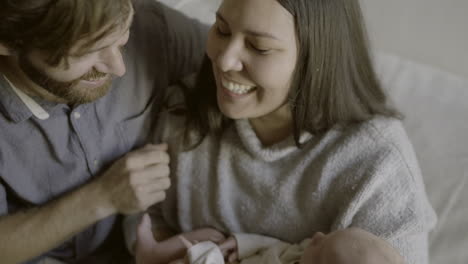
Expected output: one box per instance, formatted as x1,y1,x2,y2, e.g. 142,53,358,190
170,228,406,264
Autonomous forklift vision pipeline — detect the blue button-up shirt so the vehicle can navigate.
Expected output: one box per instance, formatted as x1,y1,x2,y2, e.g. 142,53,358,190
0,1,207,262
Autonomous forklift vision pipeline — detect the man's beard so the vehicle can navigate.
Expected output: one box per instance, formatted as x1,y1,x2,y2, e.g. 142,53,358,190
18,55,112,105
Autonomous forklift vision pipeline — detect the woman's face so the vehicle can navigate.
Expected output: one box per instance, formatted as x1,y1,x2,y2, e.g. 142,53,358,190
206,0,298,121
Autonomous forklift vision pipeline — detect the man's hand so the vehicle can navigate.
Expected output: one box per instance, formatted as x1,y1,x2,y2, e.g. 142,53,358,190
0,144,170,263
94,144,171,216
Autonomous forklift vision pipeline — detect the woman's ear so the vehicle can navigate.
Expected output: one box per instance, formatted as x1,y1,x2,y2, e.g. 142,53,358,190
0,43,12,56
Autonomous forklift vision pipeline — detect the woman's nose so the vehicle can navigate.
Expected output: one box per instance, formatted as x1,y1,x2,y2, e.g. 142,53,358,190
216,42,243,72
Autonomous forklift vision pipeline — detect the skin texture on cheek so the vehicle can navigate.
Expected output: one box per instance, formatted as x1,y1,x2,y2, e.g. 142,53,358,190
18,54,112,105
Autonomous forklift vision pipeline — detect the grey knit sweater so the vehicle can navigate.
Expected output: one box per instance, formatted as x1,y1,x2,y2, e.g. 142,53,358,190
152,91,437,264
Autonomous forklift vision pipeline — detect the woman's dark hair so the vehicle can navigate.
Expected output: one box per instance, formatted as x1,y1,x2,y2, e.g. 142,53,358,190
183,0,401,148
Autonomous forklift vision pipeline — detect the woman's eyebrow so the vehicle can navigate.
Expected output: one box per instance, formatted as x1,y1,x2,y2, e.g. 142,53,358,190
216,12,281,41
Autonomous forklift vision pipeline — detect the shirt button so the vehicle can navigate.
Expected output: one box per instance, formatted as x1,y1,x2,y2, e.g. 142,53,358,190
74,112,81,119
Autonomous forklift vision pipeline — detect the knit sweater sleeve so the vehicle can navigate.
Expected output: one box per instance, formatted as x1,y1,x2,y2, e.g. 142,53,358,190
329,122,437,264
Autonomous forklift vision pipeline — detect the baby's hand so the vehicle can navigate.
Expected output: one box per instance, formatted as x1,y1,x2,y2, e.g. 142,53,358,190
219,236,239,263
182,227,226,245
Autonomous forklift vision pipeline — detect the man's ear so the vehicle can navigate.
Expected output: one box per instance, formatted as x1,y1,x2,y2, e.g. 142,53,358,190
0,43,12,56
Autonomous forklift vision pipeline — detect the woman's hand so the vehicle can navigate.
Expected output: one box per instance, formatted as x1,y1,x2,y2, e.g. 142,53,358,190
182,227,226,245
135,216,227,264
219,236,239,263
135,214,160,264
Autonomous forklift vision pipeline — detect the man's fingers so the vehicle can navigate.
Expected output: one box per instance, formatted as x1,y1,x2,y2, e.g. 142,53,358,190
135,167,171,190
144,190,167,206
152,190,167,204
130,164,171,186
124,148,170,169
139,178,171,194
130,188,167,212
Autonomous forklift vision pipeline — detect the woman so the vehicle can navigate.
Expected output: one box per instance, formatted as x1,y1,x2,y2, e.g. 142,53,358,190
133,0,437,263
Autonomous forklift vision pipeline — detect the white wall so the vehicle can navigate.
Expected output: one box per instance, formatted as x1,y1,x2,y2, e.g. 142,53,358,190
361,0,468,78
160,0,468,79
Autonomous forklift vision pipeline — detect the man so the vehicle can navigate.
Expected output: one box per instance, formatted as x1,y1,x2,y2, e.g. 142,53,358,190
0,0,207,263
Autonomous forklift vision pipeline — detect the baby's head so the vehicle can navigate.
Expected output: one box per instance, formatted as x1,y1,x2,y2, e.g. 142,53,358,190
300,228,405,264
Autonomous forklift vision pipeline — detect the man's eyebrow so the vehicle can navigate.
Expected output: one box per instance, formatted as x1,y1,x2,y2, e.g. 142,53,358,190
215,12,281,41
126,11,135,33
85,44,112,54
73,28,130,56
72,11,134,57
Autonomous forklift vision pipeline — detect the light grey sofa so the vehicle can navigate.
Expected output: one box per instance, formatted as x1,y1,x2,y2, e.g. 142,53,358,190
375,54,468,264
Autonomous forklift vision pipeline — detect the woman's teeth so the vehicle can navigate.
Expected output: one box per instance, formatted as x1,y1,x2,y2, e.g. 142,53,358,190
85,77,106,82
222,77,256,95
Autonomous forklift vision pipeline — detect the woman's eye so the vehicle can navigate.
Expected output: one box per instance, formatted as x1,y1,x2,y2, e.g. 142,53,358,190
215,25,230,36
249,43,271,54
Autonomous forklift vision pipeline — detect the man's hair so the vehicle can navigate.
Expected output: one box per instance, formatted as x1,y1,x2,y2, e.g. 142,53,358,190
181,0,401,148
0,0,133,66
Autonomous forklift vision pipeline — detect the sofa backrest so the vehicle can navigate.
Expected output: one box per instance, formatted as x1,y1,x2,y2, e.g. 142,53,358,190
375,53,468,264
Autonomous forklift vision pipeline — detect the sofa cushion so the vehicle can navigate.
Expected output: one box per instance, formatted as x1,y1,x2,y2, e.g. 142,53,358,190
375,53,468,264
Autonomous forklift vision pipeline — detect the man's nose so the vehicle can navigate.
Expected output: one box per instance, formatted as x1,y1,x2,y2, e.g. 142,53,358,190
95,47,126,77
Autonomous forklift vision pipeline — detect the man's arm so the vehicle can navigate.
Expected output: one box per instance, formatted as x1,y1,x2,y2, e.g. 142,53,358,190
0,182,115,264
0,144,171,264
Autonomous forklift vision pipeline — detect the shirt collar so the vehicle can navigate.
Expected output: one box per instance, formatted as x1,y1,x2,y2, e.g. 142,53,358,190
0,74,57,123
